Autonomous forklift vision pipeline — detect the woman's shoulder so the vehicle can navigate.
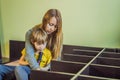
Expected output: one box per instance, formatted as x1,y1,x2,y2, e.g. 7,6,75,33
26,28,32,36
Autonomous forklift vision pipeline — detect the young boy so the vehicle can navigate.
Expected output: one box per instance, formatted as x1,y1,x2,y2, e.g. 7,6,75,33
19,28,52,68
15,28,52,80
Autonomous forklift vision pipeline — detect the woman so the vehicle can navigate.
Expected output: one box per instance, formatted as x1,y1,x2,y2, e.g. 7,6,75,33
25,9,63,70
15,9,63,80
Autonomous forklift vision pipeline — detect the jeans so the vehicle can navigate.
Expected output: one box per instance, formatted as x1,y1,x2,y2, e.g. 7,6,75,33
0,65,15,80
15,65,31,80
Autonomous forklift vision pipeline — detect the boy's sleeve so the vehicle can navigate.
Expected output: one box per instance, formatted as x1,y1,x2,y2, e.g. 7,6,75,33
21,48,25,55
47,54,52,65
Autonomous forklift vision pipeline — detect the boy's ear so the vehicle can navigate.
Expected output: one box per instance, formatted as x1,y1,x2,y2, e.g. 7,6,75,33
30,39,34,44
55,27,57,31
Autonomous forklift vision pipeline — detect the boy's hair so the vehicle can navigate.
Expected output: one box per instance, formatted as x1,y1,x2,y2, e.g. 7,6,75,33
30,28,47,45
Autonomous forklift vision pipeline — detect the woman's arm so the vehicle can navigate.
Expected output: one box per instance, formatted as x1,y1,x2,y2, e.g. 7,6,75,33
25,29,39,69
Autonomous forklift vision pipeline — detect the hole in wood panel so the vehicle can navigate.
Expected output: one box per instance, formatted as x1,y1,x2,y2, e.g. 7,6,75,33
100,52,120,59
64,50,99,56
62,54,93,63
92,57,120,66
77,75,118,80
51,60,85,74
104,48,120,53
81,65,120,79
63,45,103,53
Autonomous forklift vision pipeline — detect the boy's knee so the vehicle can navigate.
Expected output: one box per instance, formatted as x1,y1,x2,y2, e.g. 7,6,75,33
15,66,23,73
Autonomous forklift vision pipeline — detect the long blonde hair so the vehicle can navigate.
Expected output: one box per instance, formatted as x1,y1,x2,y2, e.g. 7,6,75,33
33,9,63,59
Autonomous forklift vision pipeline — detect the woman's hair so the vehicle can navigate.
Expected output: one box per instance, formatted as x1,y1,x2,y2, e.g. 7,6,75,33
30,28,47,46
33,9,63,59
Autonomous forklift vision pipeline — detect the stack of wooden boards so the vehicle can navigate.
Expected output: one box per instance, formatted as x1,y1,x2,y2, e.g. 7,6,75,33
1,40,120,80
31,45,120,80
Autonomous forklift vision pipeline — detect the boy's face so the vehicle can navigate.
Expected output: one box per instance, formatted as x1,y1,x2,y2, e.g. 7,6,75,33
33,42,46,52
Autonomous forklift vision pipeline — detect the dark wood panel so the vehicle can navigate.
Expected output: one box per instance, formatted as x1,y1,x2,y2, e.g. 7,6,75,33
9,40,25,61
30,70,74,80
82,65,120,79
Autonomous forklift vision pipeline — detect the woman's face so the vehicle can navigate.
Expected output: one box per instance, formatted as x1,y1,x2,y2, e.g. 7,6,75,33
45,17,57,34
